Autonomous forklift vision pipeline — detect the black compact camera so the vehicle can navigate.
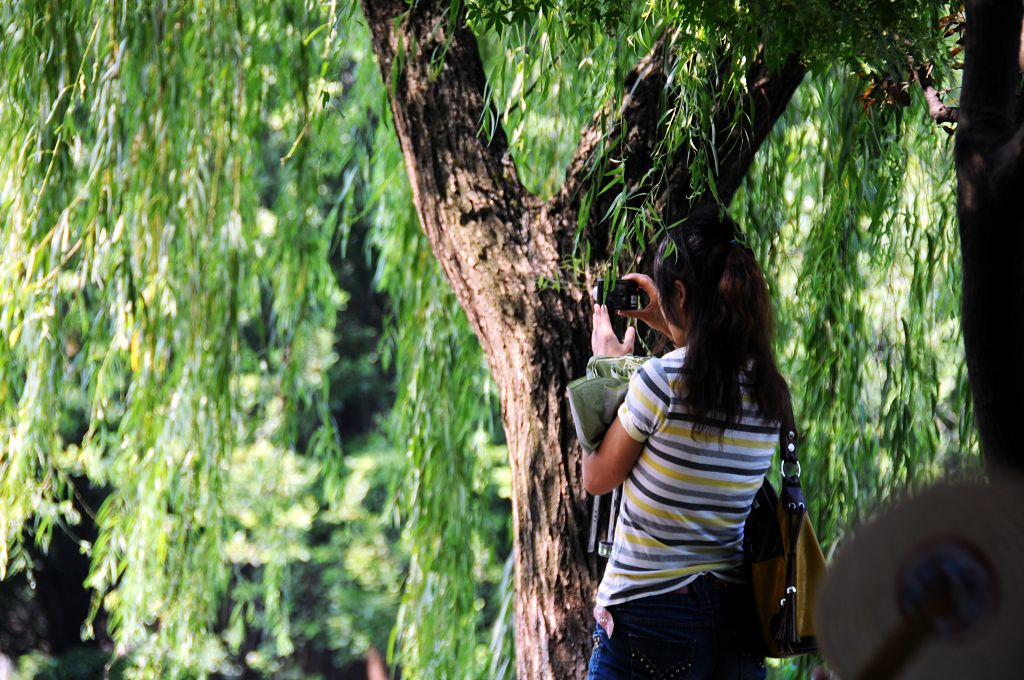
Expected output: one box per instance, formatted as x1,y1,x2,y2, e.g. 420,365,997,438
592,279,643,311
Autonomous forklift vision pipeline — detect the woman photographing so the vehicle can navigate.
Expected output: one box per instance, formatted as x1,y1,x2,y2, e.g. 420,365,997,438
584,205,788,679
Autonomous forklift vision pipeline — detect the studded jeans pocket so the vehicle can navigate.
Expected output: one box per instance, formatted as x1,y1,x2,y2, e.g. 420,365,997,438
627,635,696,680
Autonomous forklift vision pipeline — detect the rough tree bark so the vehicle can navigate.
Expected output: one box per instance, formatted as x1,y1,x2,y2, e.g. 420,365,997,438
957,0,1024,472
358,1,804,675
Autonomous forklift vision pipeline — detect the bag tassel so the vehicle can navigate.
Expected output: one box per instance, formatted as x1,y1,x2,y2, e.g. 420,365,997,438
773,511,801,651
774,585,799,652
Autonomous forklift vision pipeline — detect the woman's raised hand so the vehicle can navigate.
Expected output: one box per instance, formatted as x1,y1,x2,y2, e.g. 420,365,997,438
618,273,670,338
591,304,636,357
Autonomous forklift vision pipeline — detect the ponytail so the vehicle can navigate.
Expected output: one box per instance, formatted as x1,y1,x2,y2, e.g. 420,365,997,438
654,205,787,429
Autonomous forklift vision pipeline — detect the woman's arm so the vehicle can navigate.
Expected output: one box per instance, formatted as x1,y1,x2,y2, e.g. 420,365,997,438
583,299,647,495
582,417,645,495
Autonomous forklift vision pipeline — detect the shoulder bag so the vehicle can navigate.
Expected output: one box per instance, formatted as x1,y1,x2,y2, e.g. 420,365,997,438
744,393,827,658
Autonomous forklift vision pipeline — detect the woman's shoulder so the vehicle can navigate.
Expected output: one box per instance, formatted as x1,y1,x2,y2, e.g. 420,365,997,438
659,346,687,364
644,347,686,381
638,350,678,377
633,349,685,402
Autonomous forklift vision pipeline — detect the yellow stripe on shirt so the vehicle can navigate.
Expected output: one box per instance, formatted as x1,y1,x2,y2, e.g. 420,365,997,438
624,485,737,527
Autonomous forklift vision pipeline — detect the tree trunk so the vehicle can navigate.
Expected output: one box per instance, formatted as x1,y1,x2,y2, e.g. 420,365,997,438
359,4,598,676
358,1,804,675
957,0,1024,471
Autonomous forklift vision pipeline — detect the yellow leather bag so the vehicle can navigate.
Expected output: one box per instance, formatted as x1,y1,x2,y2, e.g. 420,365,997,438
744,401,827,658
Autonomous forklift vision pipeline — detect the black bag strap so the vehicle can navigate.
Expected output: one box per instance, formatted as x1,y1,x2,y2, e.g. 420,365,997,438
778,388,807,514
776,386,808,650
778,387,798,466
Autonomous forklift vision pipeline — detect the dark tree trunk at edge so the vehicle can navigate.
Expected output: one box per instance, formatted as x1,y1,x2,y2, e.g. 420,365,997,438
957,0,1024,472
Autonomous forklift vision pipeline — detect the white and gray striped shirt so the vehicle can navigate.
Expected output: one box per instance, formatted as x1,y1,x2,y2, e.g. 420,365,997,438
595,347,777,607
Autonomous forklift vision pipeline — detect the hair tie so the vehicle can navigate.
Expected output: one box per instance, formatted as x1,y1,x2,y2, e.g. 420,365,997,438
730,239,740,246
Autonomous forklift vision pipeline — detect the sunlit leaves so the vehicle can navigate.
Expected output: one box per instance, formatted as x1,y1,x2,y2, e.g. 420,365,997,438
363,102,509,678
735,71,978,551
476,5,655,197
1,0,345,675
468,0,953,73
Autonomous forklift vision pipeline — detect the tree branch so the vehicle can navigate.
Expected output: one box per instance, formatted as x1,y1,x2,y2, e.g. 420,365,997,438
549,38,670,260
909,60,959,126
359,0,539,339
552,42,805,260
694,53,806,217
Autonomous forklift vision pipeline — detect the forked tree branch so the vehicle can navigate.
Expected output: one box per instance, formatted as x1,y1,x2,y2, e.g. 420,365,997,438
549,38,670,260
553,41,806,261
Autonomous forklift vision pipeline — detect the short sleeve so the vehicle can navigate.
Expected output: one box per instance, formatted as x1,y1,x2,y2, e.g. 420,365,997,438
617,358,670,442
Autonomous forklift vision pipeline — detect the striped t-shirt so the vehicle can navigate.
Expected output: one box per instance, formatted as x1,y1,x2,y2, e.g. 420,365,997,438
595,347,778,608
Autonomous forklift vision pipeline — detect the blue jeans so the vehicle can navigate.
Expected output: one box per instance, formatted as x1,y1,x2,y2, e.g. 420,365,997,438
587,575,767,680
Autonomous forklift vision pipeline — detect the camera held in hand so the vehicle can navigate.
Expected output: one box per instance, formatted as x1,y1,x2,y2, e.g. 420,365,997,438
592,279,643,311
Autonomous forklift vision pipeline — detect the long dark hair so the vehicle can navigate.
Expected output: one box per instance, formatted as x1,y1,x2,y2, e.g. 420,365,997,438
653,204,788,428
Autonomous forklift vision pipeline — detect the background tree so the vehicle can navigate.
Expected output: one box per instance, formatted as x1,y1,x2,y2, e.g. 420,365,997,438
0,1,982,678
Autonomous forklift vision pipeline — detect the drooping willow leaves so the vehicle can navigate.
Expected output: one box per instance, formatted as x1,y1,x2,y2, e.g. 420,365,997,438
2,0,512,676
351,69,511,677
735,72,978,549
1,0,350,674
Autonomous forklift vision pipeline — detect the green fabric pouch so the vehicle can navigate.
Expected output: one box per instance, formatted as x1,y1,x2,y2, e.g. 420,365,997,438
566,355,645,453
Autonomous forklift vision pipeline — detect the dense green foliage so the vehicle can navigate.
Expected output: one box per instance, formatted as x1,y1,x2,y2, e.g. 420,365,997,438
737,73,977,543
1,1,345,672
1,0,975,678
470,0,949,67
1,0,514,675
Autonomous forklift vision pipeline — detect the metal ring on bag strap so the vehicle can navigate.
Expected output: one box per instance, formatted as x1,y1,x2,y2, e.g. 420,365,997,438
780,460,801,479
